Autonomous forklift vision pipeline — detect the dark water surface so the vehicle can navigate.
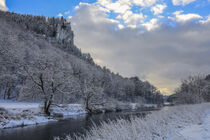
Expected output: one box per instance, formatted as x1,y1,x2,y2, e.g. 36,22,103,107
0,110,154,140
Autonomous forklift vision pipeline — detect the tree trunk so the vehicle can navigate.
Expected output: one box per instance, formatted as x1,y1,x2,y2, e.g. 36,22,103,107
44,99,50,116
85,98,91,113
44,94,54,116
7,88,11,99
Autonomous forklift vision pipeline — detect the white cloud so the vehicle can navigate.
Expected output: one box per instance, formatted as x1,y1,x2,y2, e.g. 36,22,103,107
132,0,158,7
200,15,210,24
57,13,63,17
97,0,150,29
74,3,120,25
172,0,196,6
118,24,125,29
0,0,8,11
117,10,145,28
67,16,72,20
97,0,159,9
64,10,70,15
97,0,131,14
142,18,160,31
158,15,164,18
151,4,167,15
169,11,202,23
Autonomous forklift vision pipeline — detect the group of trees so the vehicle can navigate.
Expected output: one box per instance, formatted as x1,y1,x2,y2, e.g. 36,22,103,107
0,11,164,115
168,75,210,104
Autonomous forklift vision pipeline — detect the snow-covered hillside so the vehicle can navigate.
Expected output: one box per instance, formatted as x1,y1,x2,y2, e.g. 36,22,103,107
0,100,87,129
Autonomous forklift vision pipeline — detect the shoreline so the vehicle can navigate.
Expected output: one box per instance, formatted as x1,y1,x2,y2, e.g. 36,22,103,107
62,103,210,140
0,100,161,129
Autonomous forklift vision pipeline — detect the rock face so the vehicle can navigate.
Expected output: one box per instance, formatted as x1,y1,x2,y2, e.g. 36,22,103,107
56,19,74,46
0,12,79,56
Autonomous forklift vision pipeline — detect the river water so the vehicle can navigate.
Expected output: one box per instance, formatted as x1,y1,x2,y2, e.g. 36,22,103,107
0,109,155,140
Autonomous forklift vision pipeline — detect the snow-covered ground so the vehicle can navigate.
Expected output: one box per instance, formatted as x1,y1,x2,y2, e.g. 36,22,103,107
0,100,41,109
51,104,87,117
59,103,210,140
0,100,87,129
180,110,210,140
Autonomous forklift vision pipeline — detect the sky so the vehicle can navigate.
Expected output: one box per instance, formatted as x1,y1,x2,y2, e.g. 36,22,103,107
1,0,210,95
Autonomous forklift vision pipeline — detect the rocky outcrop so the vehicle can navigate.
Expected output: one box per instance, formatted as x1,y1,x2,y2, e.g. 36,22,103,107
0,11,82,57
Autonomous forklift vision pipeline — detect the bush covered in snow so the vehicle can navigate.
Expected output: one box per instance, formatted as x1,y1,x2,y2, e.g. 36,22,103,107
168,75,210,104
59,103,210,140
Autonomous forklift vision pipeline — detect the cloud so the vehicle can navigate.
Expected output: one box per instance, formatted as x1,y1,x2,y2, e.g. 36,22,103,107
64,10,70,15
118,24,125,29
151,4,167,15
57,13,63,17
132,0,158,7
200,15,210,24
172,0,196,6
75,1,147,29
142,18,160,31
71,4,210,94
97,0,159,13
169,11,202,23
117,11,145,28
97,0,131,14
96,0,160,28
73,3,120,25
0,0,8,11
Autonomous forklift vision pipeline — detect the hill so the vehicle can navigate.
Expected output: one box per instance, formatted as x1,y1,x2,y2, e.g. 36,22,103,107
0,11,163,110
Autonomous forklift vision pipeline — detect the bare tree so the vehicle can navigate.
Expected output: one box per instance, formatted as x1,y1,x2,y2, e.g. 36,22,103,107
81,77,105,113
23,60,72,115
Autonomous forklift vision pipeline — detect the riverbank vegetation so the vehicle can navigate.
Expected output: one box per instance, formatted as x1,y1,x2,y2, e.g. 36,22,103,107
58,103,210,140
0,100,86,129
168,74,210,104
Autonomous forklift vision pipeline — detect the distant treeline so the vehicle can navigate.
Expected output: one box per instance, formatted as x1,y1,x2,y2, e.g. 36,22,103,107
168,74,210,104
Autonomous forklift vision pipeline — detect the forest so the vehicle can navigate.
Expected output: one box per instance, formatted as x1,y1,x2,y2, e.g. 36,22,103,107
0,11,163,114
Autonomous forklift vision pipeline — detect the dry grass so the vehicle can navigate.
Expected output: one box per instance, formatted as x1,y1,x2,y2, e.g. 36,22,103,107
57,103,210,140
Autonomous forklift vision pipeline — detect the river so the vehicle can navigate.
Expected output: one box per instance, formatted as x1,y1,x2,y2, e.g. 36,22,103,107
0,109,157,140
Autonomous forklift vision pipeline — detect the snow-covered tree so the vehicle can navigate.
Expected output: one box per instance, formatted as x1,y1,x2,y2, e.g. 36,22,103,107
22,59,73,115
81,78,104,112
169,75,210,104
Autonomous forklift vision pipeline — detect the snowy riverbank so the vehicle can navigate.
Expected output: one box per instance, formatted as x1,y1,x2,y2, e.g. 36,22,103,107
60,103,210,140
180,110,210,140
0,100,87,129
0,100,161,129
